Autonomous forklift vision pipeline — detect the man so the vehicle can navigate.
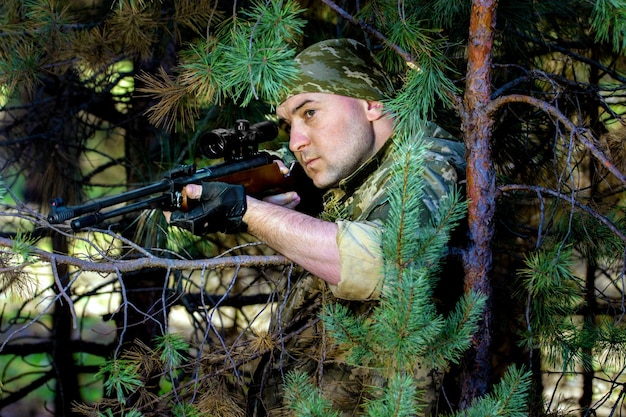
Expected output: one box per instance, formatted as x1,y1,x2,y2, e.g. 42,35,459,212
168,38,466,416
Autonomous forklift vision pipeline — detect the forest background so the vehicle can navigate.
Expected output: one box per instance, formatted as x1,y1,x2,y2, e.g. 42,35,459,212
0,0,625,416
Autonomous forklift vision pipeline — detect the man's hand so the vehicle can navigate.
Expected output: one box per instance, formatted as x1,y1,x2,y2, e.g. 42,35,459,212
168,182,247,235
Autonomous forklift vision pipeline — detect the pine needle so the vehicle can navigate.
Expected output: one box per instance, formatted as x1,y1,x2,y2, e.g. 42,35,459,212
136,67,199,132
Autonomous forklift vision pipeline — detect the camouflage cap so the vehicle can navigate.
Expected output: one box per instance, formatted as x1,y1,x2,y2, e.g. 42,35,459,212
280,38,394,104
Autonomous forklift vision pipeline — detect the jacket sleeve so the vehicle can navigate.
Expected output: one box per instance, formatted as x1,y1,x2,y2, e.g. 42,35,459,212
328,219,384,300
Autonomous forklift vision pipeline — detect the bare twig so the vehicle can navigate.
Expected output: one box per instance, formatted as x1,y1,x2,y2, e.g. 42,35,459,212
487,94,626,185
0,236,292,274
498,183,626,243
320,0,416,66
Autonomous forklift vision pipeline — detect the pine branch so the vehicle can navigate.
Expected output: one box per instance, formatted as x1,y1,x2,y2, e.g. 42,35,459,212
284,370,341,417
364,374,421,417
424,291,487,369
591,0,626,54
453,365,531,417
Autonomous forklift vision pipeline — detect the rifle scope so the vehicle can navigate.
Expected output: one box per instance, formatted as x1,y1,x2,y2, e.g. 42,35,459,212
199,119,278,161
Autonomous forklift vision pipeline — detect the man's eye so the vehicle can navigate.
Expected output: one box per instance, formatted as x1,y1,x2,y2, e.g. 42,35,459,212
304,109,316,119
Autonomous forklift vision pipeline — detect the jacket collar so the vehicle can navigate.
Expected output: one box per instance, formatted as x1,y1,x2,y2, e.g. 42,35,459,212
337,139,393,193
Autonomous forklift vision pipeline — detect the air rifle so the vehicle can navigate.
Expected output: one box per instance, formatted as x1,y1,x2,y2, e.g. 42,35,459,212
48,119,321,231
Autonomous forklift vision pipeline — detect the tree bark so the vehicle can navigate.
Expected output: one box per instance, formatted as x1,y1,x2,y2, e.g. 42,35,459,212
459,0,498,407
51,233,82,417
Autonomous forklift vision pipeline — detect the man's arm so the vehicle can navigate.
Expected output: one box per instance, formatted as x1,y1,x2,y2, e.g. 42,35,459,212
244,196,341,285
171,183,341,284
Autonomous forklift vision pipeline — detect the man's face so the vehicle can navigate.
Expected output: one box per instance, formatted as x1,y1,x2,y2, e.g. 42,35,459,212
277,92,379,189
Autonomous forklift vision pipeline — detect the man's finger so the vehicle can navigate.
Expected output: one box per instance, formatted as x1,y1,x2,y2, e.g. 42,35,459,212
263,191,301,209
185,183,203,200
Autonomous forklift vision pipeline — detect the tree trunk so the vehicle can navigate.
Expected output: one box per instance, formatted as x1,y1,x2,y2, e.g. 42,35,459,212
51,233,82,417
459,0,498,407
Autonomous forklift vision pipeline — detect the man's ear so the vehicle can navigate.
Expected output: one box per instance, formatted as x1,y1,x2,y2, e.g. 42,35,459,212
365,100,386,121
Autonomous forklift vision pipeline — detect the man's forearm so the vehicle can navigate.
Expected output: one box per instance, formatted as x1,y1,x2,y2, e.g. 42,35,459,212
243,196,341,285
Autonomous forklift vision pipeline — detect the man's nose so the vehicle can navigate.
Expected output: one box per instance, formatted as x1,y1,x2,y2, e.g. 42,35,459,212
288,127,310,152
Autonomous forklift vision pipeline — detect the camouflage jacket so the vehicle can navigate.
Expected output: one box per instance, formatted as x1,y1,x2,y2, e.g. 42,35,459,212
249,123,466,417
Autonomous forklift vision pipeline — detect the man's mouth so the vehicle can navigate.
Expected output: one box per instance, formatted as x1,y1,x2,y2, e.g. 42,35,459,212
304,157,319,168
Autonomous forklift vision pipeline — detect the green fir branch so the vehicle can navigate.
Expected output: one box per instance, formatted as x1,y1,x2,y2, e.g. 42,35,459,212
518,245,587,370
284,370,341,417
383,130,467,276
147,0,305,131
240,0,306,45
453,365,531,417
155,333,190,371
372,269,444,372
595,317,626,370
179,39,229,106
363,373,421,417
211,0,305,106
321,302,374,366
220,31,301,106
383,130,430,271
0,41,42,98
591,0,626,54
96,359,144,404
387,57,458,129
424,291,487,370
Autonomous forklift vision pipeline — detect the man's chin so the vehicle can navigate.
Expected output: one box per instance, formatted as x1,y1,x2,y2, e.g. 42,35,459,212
312,177,338,189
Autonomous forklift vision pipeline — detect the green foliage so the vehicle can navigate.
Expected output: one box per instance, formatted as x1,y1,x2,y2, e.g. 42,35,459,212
96,359,144,404
98,409,145,417
10,230,36,262
451,365,531,417
388,62,459,131
209,0,305,106
567,210,626,266
0,41,42,98
284,370,341,417
172,402,200,417
517,245,585,369
139,0,306,131
0,229,37,296
594,317,626,370
91,334,200,414
154,333,190,371
425,291,489,368
519,241,626,375
376,130,483,372
363,373,422,417
354,0,460,124
591,0,626,54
